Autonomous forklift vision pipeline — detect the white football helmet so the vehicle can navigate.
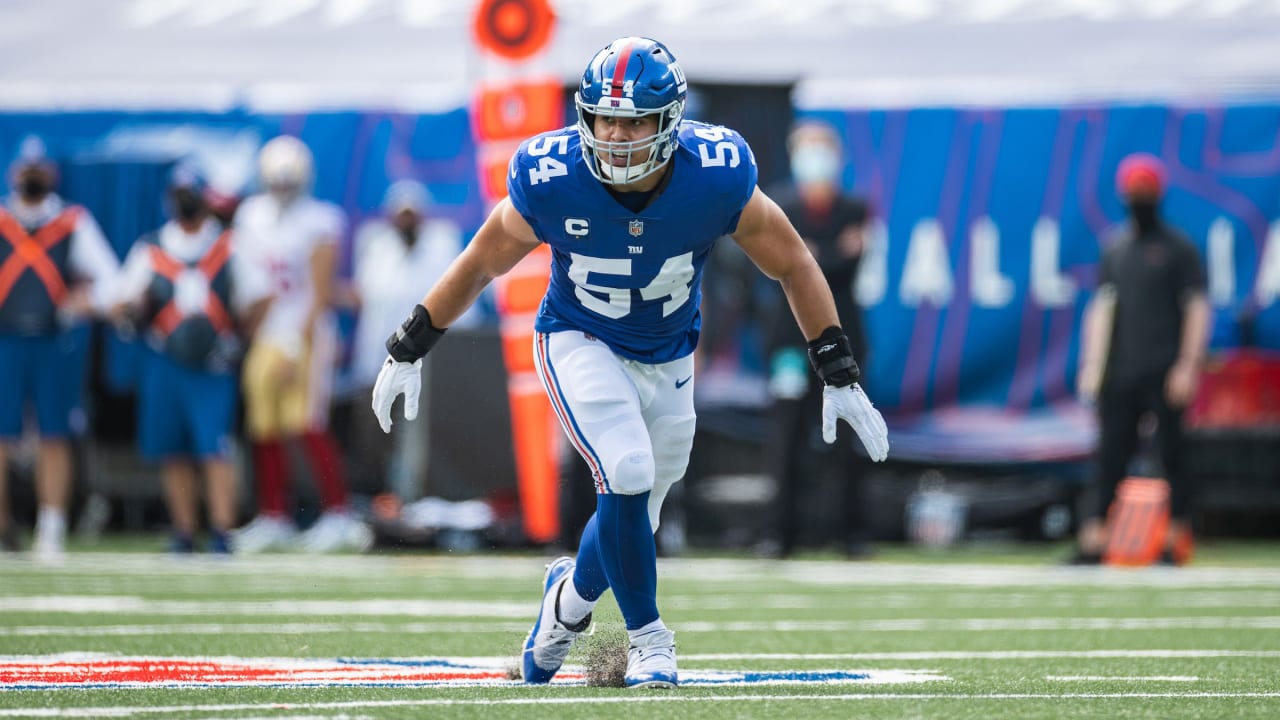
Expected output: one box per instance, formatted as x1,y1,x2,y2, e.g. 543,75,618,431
258,135,314,201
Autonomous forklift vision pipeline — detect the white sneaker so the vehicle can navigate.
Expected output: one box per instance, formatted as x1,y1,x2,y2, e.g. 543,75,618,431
231,515,298,553
625,626,677,689
31,526,65,563
522,557,590,684
32,508,66,563
295,511,372,553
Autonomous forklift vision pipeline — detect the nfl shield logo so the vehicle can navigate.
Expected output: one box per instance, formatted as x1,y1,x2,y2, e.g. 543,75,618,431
629,219,644,237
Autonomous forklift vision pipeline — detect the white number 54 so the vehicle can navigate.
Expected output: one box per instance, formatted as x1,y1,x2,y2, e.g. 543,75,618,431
568,252,695,318
693,127,739,168
528,135,570,185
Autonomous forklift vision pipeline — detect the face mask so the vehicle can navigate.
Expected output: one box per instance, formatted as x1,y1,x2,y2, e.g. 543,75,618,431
1127,198,1160,235
173,190,205,222
18,177,50,202
790,145,841,186
393,210,420,246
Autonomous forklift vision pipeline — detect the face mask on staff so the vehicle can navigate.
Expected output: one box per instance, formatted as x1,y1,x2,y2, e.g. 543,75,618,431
790,144,841,186
172,188,206,222
17,174,51,203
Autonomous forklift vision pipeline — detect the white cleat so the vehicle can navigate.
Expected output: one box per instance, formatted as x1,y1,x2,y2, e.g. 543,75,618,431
295,511,373,554
522,557,591,684
625,626,677,689
31,528,65,564
230,514,298,554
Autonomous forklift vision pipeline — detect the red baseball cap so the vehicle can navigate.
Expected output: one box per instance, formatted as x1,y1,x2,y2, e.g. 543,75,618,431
1116,153,1166,199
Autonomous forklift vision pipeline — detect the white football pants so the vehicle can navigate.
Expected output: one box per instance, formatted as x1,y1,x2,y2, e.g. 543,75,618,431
533,331,697,531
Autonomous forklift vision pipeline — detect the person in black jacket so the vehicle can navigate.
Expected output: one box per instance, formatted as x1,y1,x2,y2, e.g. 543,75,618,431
1071,153,1210,566
763,120,874,559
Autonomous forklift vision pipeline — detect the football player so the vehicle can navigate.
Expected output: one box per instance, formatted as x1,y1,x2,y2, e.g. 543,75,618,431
232,136,369,553
372,37,889,688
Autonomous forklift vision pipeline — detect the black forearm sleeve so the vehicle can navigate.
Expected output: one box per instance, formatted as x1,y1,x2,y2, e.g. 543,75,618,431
807,326,861,387
386,304,446,363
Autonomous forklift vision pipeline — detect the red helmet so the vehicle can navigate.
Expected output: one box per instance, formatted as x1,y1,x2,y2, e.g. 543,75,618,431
1116,153,1166,199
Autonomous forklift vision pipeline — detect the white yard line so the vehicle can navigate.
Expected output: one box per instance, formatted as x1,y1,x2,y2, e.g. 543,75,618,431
6,616,1280,637
668,590,1280,611
0,597,531,618
4,596,1280,633
183,712,371,717
10,589,1280,622
677,617,1280,632
8,554,1280,589
0,622,528,637
9,589,1275,612
1044,671,1203,676
1,692,1279,717
683,650,1280,660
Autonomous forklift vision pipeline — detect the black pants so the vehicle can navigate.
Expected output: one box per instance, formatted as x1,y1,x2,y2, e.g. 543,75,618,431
768,379,870,555
1091,377,1194,521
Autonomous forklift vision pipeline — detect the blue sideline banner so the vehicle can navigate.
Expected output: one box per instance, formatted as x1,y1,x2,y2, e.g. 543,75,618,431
3,104,1277,460
0,109,489,397
0,110,488,261
802,104,1280,460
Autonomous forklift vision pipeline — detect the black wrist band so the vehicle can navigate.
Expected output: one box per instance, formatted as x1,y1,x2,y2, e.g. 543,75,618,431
386,304,446,363
807,325,861,387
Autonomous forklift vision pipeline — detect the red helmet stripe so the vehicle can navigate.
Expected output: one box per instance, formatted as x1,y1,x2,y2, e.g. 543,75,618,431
608,39,634,98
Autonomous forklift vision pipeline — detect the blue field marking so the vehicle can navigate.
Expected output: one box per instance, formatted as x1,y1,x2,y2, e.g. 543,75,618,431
330,655,890,681
685,670,873,685
336,657,483,668
333,658,936,686
331,659,898,686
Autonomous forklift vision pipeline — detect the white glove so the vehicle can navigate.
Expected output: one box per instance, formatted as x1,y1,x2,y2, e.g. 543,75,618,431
822,384,889,461
371,356,422,434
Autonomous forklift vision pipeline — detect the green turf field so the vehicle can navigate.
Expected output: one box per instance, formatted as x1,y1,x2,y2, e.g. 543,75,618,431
1,540,1278,718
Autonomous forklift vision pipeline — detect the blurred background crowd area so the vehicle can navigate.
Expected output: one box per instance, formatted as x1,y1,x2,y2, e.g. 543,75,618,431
1,0,1279,555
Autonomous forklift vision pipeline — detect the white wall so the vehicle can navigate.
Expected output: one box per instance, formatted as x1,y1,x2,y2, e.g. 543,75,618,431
3,0,1279,111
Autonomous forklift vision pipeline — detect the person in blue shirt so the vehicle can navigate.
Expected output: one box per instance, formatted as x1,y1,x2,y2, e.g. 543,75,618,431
112,164,273,554
371,37,888,689
0,137,119,560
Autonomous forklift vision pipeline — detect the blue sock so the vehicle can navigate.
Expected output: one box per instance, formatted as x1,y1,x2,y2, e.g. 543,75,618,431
572,512,610,601
595,492,659,630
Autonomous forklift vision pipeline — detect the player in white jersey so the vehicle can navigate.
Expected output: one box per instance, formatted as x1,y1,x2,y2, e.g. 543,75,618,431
372,38,888,687
231,136,368,554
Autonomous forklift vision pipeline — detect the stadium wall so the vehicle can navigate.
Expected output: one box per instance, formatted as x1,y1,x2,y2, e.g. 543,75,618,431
3,100,1279,464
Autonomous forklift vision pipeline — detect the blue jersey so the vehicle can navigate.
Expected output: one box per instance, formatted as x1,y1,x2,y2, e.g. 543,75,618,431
507,121,758,362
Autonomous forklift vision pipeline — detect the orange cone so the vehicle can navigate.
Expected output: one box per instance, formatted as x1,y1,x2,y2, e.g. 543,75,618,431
493,244,559,544
1103,477,1171,566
